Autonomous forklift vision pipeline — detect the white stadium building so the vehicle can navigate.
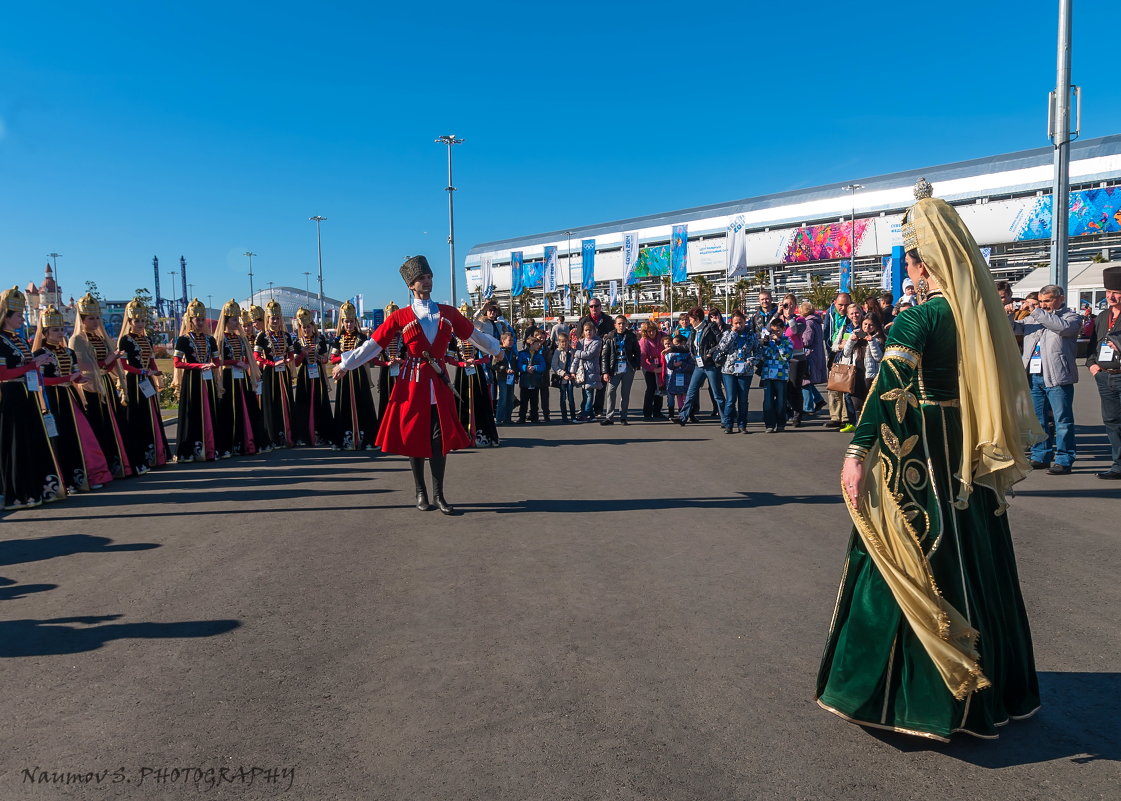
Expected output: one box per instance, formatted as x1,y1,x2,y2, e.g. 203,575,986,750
466,134,1121,316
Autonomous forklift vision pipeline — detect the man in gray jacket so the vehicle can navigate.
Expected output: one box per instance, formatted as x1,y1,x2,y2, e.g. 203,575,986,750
1012,284,1082,474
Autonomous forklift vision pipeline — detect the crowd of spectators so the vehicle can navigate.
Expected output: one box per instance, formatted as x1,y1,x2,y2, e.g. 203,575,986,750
471,273,1120,480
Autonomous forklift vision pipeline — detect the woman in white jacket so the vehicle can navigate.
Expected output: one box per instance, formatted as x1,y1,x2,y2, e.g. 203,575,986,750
840,314,886,431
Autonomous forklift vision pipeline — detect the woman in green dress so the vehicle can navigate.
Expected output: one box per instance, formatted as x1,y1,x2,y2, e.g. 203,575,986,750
816,178,1044,741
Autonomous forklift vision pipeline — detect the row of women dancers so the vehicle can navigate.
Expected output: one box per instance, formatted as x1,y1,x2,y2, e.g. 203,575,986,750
0,286,404,510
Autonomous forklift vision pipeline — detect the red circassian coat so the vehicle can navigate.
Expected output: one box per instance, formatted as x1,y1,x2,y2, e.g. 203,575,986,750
372,304,475,458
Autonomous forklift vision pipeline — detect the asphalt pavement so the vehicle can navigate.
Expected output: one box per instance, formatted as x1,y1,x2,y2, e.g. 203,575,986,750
1,376,1118,801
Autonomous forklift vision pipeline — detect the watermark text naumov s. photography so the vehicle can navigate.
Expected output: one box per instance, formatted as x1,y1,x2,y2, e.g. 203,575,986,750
21,765,296,792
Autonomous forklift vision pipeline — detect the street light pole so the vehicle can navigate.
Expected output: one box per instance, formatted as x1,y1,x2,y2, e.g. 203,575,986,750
1049,0,1077,294
303,271,312,300
309,216,327,325
842,184,863,291
244,251,257,302
435,134,464,305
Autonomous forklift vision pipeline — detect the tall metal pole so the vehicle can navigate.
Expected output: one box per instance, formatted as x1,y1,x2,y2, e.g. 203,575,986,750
842,184,863,290
310,216,327,325
47,253,62,295
303,271,312,299
435,135,464,305
244,251,257,302
1049,0,1075,294
169,270,178,324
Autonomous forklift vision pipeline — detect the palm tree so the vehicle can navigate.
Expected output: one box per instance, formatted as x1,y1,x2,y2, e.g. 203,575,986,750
690,275,714,308
731,277,752,312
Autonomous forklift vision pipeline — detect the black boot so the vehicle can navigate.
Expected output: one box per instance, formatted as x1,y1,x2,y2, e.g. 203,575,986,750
410,457,432,511
429,449,459,515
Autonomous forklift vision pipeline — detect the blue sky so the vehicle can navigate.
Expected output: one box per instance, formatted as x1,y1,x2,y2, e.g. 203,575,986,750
2,1,1118,309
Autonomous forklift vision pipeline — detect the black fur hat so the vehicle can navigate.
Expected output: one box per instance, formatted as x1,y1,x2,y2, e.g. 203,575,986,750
400,255,433,286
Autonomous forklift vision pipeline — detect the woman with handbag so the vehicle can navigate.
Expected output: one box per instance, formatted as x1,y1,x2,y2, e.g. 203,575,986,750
825,304,865,432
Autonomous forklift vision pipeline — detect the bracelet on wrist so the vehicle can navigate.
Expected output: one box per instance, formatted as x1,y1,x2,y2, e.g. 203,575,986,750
845,444,869,462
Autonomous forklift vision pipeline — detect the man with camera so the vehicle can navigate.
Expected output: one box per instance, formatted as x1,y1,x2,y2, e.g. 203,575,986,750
1088,266,1121,479
1012,283,1081,475
675,307,726,425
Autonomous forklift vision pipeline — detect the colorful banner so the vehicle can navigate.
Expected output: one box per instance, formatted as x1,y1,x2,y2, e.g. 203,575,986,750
543,246,558,293
522,258,543,289
510,251,524,297
783,220,869,264
564,285,572,313
480,256,494,299
609,280,618,307
357,293,364,318
839,259,852,294
671,224,688,282
880,256,892,291
1011,187,1121,241
630,245,670,280
726,215,749,278
622,232,640,286
581,240,596,290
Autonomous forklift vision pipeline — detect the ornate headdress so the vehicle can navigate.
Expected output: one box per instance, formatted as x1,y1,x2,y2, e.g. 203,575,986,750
77,292,102,316
459,301,472,317
239,308,253,327
265,299,283,319
125,297,149,320
186,297,207,319
384,300,400,314
339,300,357,321
898,177,1042,509
399,255,433,286
221,298,241,318
900,177,933,253
39,304,65,328
1,285,26,315
249,304,265,322
295,306,315,327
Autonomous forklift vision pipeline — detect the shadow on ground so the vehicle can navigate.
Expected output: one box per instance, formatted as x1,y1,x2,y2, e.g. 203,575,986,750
0,615,241,657
0,535,159,567
461,491,837,514
868,671,1121,767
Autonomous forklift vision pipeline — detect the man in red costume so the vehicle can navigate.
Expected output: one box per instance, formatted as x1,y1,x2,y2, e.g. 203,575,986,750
333,256,501,515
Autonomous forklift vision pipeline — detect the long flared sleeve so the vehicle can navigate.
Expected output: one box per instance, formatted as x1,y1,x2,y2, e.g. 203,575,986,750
845,310,926,462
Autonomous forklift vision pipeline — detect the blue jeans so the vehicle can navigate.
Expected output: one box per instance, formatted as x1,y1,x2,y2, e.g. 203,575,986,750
803,383,825,413
496,379,515,424
721,372,751,429
1094,370,1121,471
581,387,596,418
1029,373,1076,466
761,379,787,430
558,383,576,419
679,365,725,421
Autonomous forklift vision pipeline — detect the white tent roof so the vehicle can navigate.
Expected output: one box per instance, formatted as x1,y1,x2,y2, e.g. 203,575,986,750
1012,261,1120,295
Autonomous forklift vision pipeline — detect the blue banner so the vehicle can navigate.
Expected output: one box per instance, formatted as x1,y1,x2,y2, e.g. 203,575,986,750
839,259,852,294
543,246,558,293
581,239,596,291
511,251,524,297
522,259,543,289
671,224,688,283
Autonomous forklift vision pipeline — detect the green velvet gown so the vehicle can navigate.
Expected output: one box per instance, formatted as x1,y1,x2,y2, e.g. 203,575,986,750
816,297,1040,741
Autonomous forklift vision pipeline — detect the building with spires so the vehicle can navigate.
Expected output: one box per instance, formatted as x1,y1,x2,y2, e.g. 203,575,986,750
23,264,77,330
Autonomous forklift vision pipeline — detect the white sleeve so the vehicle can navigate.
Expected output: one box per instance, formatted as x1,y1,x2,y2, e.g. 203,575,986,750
339,337,383,370
468,327,502,356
